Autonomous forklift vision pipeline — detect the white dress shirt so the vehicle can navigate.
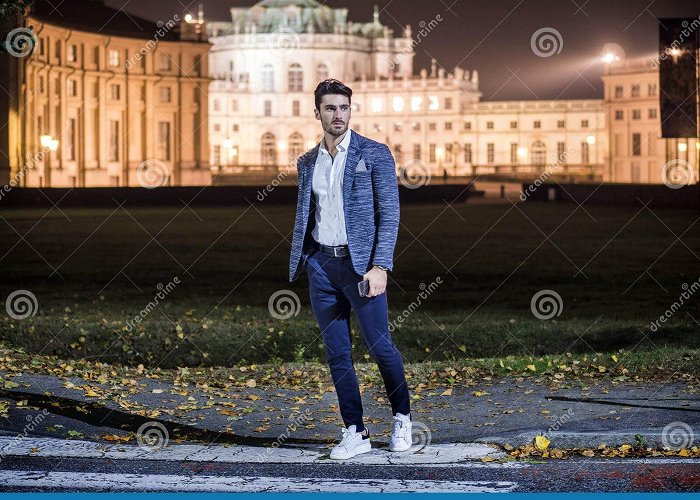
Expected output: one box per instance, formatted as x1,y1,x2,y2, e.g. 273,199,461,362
311,127,353,246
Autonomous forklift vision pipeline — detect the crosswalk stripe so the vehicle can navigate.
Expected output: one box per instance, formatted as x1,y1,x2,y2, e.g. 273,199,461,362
0,436,519,467
0,471,519,493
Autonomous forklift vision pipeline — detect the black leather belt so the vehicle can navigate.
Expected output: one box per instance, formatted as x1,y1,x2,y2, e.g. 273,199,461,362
315,241,349,257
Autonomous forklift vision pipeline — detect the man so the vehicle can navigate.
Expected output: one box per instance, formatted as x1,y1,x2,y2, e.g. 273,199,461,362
288,79,412,459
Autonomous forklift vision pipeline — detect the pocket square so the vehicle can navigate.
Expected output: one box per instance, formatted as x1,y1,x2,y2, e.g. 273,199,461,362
355,159,368,172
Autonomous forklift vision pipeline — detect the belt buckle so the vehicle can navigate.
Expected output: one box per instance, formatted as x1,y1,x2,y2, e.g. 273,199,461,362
334,246,342,257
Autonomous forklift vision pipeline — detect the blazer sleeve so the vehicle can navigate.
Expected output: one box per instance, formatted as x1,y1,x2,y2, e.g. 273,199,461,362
371,144,400,271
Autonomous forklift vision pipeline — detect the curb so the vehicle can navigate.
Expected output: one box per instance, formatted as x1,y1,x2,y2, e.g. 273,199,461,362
476,429,699,449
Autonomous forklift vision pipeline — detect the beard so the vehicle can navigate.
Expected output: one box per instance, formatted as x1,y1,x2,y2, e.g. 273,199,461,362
326,119,348,136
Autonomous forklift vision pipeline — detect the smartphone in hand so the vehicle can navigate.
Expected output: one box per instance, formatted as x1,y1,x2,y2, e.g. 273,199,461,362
358,279,370,297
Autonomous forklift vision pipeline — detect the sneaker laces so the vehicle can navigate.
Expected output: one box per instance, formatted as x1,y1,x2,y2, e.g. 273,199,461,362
392,416,410,439
339,426,363,446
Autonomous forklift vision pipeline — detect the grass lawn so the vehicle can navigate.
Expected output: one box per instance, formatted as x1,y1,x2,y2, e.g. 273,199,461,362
1,199,698,375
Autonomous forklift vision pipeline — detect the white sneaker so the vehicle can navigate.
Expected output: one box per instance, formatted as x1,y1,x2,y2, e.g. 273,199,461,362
389,412,412,452
329,424,371,459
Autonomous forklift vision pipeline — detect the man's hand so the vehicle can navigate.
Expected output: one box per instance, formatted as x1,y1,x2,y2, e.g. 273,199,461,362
363,266,388,297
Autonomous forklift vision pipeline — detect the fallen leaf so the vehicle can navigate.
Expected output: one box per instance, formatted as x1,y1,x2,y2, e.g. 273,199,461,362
534,435,550,451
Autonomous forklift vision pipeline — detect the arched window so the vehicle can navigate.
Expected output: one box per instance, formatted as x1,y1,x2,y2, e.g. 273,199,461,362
288,63,303,92
531,141,546,168
316,63,329,82
261,132,277,166
261,64,274,92
289,132,304,163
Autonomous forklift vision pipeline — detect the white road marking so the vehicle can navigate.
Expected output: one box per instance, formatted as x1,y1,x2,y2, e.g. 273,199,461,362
0,471,518,493
0,436,520,467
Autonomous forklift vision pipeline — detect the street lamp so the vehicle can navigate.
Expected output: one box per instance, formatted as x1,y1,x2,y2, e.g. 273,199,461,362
436,146,444,179
222,138,233,169
40,135,59,186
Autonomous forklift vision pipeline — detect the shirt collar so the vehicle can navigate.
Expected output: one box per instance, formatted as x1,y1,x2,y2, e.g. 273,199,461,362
319,127,352,155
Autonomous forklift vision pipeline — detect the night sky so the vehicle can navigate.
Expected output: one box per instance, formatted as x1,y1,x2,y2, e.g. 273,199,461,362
105,0,699,100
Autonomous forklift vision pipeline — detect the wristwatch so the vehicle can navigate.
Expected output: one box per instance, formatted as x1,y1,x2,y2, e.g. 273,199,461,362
374,264,389,272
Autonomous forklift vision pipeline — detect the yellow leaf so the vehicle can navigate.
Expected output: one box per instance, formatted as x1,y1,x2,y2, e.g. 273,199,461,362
611,355,618,363
678,449,690,457
471,390,489,397
526,364,537,372
458,345,467,353
85,389,99,397
440,388,453,396
245,379,256,388
580,449,595,457
534,435,550,451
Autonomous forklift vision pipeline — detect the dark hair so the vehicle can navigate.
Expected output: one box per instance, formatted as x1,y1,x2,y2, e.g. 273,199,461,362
314,79,352,111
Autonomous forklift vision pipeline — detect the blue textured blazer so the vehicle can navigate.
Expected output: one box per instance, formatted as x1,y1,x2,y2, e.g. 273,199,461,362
288,130,399,283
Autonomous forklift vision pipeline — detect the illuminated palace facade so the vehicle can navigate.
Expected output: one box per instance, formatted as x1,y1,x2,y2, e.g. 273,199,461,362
15,0,211,187
207,0,607,180
6,0,693,187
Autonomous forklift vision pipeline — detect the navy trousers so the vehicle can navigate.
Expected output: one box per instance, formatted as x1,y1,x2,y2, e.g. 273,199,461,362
306,248,411,432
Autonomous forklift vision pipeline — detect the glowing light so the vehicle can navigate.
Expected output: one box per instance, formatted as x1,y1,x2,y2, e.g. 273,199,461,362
517,147,528,158
601,53,618,64
587,135,596,145
678,142,688,152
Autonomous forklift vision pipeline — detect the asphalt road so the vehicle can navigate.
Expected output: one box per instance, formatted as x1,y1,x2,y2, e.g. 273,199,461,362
2,452,699,492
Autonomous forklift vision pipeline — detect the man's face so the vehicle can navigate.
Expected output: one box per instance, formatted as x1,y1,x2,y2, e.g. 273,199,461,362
315,94,351,138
